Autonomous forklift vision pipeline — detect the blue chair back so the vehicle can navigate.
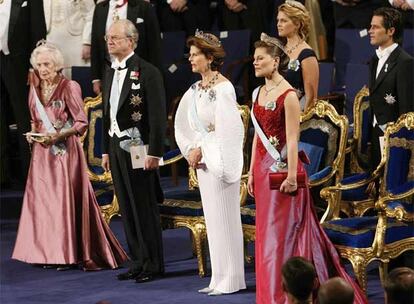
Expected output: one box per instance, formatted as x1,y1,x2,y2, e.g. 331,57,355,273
318,62,334,96
403,29,414,56
211,30,251,99
334,29,374,86
385,126,414,193
72,66,94,98
344,63,369,123
161,31,186,66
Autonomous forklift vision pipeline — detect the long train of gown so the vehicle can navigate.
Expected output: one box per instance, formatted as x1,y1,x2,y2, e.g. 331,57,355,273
253,88,367,303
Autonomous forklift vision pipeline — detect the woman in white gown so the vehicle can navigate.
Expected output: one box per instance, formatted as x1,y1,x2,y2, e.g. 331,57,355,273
43,0,95,79
174,31,246,296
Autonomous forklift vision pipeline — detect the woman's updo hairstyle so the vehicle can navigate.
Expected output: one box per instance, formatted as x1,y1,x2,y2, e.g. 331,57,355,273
254,33,290,76
186,30,225,71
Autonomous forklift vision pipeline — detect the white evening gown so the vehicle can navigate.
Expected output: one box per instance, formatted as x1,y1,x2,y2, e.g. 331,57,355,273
175,81,246,293
44,0,95,79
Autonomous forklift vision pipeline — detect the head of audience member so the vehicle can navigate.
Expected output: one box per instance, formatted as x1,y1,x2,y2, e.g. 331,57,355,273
369,7,403,48
277,0,310,41
186,30,225,74
384,267,414,304
317,277,355,304
281,257,317,304
106,19,138,61
30,41,64,83
253,33,289,79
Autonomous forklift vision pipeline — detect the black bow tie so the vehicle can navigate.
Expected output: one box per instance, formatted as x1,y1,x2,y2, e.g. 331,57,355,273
115,66,128,71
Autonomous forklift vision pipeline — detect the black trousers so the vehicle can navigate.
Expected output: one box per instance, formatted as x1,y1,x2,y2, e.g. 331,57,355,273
370,124,384,172
0,52,31,182
109,136,164,274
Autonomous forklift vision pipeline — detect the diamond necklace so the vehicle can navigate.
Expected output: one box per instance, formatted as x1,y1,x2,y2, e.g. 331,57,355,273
264,77,284,96
285,39,303,55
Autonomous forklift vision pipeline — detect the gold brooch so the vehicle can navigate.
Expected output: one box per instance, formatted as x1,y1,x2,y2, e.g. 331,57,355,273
207,123,215,132
131,111,142,122
130,94,142,106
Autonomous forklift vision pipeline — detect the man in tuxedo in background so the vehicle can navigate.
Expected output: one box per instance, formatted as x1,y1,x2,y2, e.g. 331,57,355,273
0,0,46,185
101,19,166,283
91,0,162,96
368,7,413,169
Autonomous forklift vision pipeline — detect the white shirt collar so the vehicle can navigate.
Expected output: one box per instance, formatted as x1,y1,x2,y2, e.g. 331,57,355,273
111,52,134,70
376,43,398,59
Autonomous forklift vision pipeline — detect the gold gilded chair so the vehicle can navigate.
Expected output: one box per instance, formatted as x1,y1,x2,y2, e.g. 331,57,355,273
81,95,120,223
321,87,377,220
322,113,414,292
349,86,371,173
299,100,349,221
159,105,250,277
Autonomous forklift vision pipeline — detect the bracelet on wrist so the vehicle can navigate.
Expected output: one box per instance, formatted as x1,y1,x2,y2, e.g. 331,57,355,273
286,179,297,187
248,171,253,177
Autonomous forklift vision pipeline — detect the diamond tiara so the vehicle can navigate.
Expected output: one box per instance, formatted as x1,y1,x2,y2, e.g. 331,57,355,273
194,29,221,47
260,33,286,53
285,0,307,12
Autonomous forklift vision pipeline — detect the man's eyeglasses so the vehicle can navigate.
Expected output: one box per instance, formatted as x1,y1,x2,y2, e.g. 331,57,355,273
104,35,129,42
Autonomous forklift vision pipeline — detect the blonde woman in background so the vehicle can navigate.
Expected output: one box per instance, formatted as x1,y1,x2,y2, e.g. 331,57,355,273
277,0,319,111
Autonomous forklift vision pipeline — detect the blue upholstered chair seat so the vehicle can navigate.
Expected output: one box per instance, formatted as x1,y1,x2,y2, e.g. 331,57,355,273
341,173,371,201
163,149,181,162
241,204,256,225
89,165,105,175
95,189,114,206
159,200,204,217
323,216,413,248
309,166,332,182
387,200,414,213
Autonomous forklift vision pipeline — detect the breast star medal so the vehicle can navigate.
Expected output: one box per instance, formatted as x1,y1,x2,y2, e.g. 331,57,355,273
131,111,142,122
384,93,396,105
207,123,215,132
269,136,279,148
130,94,142,106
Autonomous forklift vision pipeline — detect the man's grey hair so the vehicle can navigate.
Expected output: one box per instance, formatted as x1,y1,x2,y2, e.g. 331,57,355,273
113,19,139,49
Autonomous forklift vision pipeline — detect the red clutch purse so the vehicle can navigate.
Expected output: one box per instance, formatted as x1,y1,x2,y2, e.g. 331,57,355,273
269,171,307,190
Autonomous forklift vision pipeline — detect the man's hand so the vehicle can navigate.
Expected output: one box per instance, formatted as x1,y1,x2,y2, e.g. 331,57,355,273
102,154,110,172
225,0,247,12
82,45,91,61
170,0,188,13
188,147,202,169
93,80,101,96
144,156,160,170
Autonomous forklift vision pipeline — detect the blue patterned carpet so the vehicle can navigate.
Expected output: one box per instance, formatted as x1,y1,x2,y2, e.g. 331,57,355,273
0,177,385,303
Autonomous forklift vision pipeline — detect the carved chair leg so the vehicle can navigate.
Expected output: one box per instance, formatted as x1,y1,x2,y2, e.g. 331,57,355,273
379,261,389,287
191,224,207,277
190,231,197,257
349,256,369,293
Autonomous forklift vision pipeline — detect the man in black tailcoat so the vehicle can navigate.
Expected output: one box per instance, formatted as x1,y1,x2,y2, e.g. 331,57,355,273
101,19,166,283
368,7,414,169
0,0,46,183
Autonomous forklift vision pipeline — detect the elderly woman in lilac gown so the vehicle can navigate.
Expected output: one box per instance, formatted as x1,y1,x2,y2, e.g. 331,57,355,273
12,42,128,271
